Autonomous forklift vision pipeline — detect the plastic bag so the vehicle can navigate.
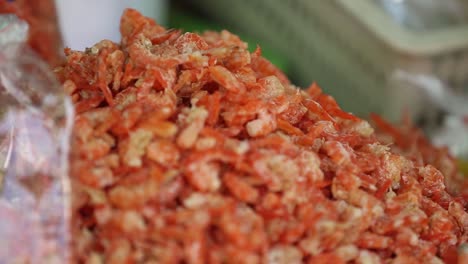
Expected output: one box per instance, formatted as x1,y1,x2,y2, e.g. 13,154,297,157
392,70,468,160
0,15,74,263
0,0,64,66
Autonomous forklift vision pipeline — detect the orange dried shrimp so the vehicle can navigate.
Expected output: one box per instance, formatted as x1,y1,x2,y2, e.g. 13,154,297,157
60,9,468,263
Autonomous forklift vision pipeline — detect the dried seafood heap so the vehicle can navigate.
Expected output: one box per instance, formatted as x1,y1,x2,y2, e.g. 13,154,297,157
371,114,468,204
59,9,468,263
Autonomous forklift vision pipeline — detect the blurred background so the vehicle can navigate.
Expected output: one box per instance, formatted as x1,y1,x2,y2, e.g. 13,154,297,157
46,0,468,160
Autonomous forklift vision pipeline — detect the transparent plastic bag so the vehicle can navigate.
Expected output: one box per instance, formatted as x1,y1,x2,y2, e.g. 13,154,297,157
0,0,64,66
392,70,468,160
0,15,74,263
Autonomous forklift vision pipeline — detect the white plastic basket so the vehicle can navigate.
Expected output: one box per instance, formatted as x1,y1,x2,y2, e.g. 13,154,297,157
191,0,468,124
55,0,169,50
